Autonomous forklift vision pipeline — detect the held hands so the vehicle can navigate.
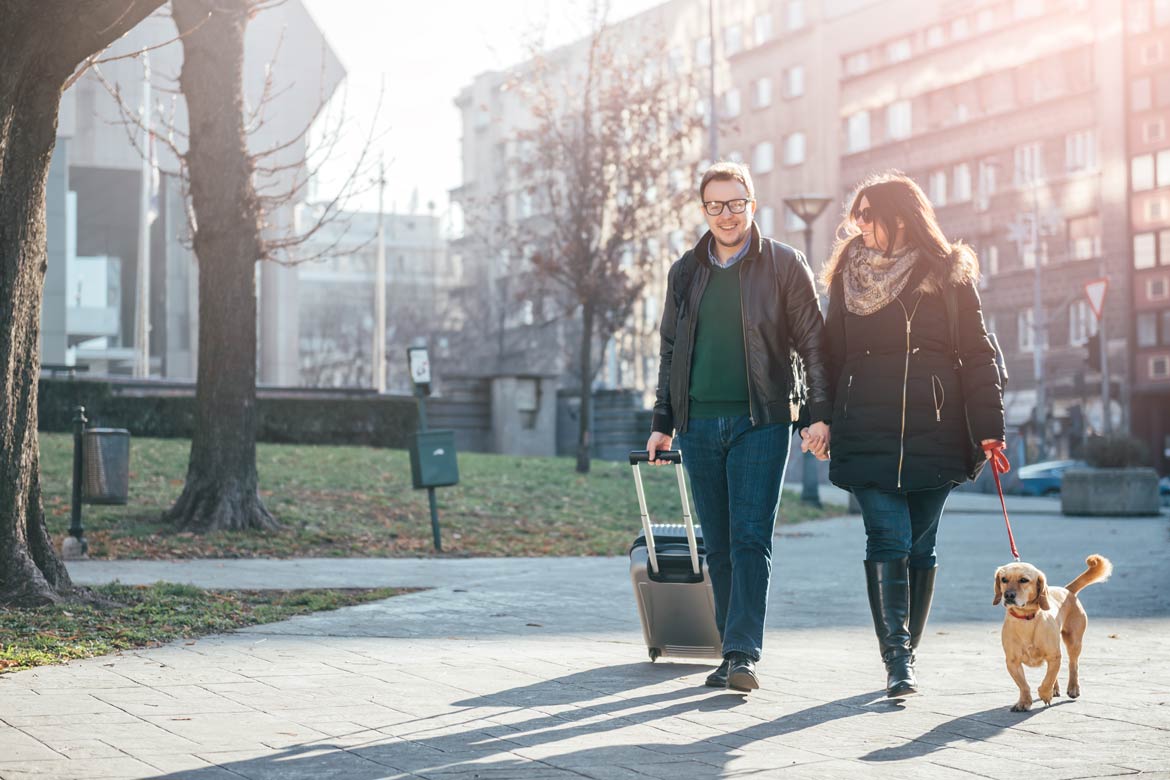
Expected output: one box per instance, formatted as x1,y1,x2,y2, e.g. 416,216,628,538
646,431,673,465
981,439,1010,474
800,421,831,461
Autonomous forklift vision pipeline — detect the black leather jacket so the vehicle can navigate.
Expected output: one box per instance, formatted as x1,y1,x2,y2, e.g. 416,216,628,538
652,225,832,435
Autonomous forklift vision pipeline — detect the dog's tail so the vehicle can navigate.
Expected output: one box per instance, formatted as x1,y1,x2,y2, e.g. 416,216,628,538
1066,554,1113,594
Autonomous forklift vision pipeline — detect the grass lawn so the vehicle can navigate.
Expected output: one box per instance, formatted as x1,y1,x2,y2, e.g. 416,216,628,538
39,433,846,559
0,583,407,673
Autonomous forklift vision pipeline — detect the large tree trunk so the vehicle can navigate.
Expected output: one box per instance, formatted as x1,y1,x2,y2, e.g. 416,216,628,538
0,0,165,606
576,301,595,474
163,0,277,533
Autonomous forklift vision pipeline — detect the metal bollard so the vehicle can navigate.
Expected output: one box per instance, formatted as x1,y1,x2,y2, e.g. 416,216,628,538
62,405,89,559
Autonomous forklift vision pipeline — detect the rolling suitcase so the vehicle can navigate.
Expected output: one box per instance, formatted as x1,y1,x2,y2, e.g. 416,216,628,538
628,449,722,662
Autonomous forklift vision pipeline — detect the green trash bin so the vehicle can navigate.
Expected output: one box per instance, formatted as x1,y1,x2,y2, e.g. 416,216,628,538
410,430,459,489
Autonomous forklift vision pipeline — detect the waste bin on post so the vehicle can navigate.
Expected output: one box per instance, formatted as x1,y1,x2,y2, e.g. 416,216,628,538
82,428,131,505
410,430,459,489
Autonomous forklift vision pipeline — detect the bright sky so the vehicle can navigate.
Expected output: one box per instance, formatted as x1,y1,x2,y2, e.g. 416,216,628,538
301,0,666,222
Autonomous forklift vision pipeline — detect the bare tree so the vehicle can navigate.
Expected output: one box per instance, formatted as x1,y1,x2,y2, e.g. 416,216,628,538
0,0,165,607
507,12,703,473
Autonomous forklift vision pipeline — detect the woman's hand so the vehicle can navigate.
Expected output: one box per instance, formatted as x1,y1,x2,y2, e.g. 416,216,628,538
800,422,831,461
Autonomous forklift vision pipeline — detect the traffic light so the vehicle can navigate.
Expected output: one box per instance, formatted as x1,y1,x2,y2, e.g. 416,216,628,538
1085,332,1100,367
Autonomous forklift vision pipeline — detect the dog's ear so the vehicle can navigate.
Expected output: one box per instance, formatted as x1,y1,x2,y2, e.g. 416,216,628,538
993,568,1003,605
1036,571,1051,611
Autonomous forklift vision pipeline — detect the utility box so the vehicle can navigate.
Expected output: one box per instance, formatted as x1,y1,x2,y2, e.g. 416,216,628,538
82,428,130,505
410,429,459,489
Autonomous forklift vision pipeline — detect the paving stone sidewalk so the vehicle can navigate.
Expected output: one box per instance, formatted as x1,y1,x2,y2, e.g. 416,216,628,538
3,507,1168,780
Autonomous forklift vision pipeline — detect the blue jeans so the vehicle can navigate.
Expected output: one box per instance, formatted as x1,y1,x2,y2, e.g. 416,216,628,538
852,485,953,568
676,415,790,661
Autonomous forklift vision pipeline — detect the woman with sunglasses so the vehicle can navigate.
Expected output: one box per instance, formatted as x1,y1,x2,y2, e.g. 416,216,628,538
821,171,1005,697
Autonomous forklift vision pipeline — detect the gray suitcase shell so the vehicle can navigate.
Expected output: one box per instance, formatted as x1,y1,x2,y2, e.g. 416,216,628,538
628,451,722,661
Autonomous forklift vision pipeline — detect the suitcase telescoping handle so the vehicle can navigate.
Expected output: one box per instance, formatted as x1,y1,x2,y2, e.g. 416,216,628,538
628,450,700,577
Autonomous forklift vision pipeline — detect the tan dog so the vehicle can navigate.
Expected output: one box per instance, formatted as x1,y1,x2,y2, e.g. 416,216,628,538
993,554,1113,712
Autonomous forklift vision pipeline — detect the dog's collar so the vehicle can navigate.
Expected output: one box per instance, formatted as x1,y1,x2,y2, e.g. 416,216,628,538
1008,608,1036,621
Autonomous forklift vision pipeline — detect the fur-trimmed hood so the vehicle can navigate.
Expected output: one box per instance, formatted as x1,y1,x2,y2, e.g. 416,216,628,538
913,243,981,296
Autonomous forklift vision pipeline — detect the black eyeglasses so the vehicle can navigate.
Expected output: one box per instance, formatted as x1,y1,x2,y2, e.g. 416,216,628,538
703,198,754,216
853,207,874,225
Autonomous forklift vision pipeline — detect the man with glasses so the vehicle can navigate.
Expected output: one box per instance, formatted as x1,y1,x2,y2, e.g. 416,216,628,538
646,161,832,692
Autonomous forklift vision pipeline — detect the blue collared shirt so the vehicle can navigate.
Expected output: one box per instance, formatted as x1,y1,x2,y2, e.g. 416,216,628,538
708,225,753,268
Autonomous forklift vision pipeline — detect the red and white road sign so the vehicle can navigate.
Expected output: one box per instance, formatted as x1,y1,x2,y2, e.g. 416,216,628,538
1084,278,1108,321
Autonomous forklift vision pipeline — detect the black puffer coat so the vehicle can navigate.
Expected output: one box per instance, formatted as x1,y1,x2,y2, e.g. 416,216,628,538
825,243,1004,492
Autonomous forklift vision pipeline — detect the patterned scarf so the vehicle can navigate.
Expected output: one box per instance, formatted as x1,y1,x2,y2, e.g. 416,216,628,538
842,240,921,316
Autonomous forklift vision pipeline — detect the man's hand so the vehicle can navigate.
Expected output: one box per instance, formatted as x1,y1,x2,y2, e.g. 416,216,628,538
800,421,831,461
647,432,673,465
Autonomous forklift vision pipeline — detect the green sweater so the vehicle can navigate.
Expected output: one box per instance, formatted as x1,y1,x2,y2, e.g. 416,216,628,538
688,262,750,419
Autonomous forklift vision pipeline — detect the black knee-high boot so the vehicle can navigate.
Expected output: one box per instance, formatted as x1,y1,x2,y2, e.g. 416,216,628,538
908,565,938,657
864,558,917,697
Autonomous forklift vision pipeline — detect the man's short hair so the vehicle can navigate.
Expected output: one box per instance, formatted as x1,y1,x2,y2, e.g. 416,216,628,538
699,161,755,202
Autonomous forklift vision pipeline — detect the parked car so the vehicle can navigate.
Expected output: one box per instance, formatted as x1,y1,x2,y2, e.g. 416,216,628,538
1160,476,1170,507
1014,460,1087,496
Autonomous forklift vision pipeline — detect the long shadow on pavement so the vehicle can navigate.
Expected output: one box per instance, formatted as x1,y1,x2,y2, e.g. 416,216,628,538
142,663,900,779
860,701,1055,762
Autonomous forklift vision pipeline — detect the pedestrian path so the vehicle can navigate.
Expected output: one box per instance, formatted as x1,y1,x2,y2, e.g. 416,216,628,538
2,509,1166,779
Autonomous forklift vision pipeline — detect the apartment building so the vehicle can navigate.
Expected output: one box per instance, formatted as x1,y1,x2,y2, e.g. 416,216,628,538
1125,0,1170,473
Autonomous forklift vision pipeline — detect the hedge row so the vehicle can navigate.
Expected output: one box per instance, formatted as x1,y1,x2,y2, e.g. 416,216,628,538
38,380,420,448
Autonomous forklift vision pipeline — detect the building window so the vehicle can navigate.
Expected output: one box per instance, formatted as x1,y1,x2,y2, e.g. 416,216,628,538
887,100,912,140
953,162,972,202
926,25,945,48
985,244,1000,275
978,158,998,198
844,52,870,76
724,24,743,57
1163,310,1170,343
1162,228,1170,265
788,0,806,30
1136,232,1157,269
846,111,870,152
753,141,774,173
1157,0,1170,25
668,46,685,74
785,65,805,98
1014,142,1045,186
1159,73,1170,107
1065,130,1097,173
696,37,711,67
754,12,774,45
1019,308,1037,352
1147,197,1169,221
757,205,775,235
1143,119,1166,144
1128,0,1151,33
976,8,996,31
1151,277,1170,300
1132,78,1153,112
1069,300,1097,347
1142,41,1165,66
1067,214,1102,260
723,88,741,118
1133,154,1156,191
952,17,970,39
753,77,773,108
887,38,912,63
1138,312,1158,347
1151,356,1170,380
929,170,948,206
1014,0,1044,18
784,133,806,165
1160,150,1170,187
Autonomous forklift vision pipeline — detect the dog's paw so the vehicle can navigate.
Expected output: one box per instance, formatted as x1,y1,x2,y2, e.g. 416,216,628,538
1010,698,1033,712
1051,681,1060,698
1067,683,1080,699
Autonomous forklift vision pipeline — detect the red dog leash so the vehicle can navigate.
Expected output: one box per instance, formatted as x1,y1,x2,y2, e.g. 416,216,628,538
983,441,1019,561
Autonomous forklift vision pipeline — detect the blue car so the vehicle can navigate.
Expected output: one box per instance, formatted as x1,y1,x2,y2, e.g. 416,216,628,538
1015,460,1087,497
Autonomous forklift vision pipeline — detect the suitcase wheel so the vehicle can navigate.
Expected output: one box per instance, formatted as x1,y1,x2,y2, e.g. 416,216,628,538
648,648,661,662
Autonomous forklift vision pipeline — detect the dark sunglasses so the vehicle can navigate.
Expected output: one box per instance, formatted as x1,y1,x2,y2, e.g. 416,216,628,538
853,206,874,225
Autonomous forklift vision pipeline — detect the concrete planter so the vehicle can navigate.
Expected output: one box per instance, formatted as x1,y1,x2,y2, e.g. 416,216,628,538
1061,467,1162,516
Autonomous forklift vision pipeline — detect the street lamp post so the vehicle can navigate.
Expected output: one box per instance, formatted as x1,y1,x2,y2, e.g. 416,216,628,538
783,194,832,507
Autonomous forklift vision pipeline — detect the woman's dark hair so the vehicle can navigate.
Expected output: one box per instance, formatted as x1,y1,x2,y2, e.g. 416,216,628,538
821,170,977,290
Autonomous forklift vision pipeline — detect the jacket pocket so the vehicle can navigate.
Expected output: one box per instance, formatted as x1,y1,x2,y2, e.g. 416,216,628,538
931,374,945,422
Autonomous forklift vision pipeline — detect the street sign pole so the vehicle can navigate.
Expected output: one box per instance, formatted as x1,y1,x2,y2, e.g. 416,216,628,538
1084,277,1110,433
407,346,442,551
